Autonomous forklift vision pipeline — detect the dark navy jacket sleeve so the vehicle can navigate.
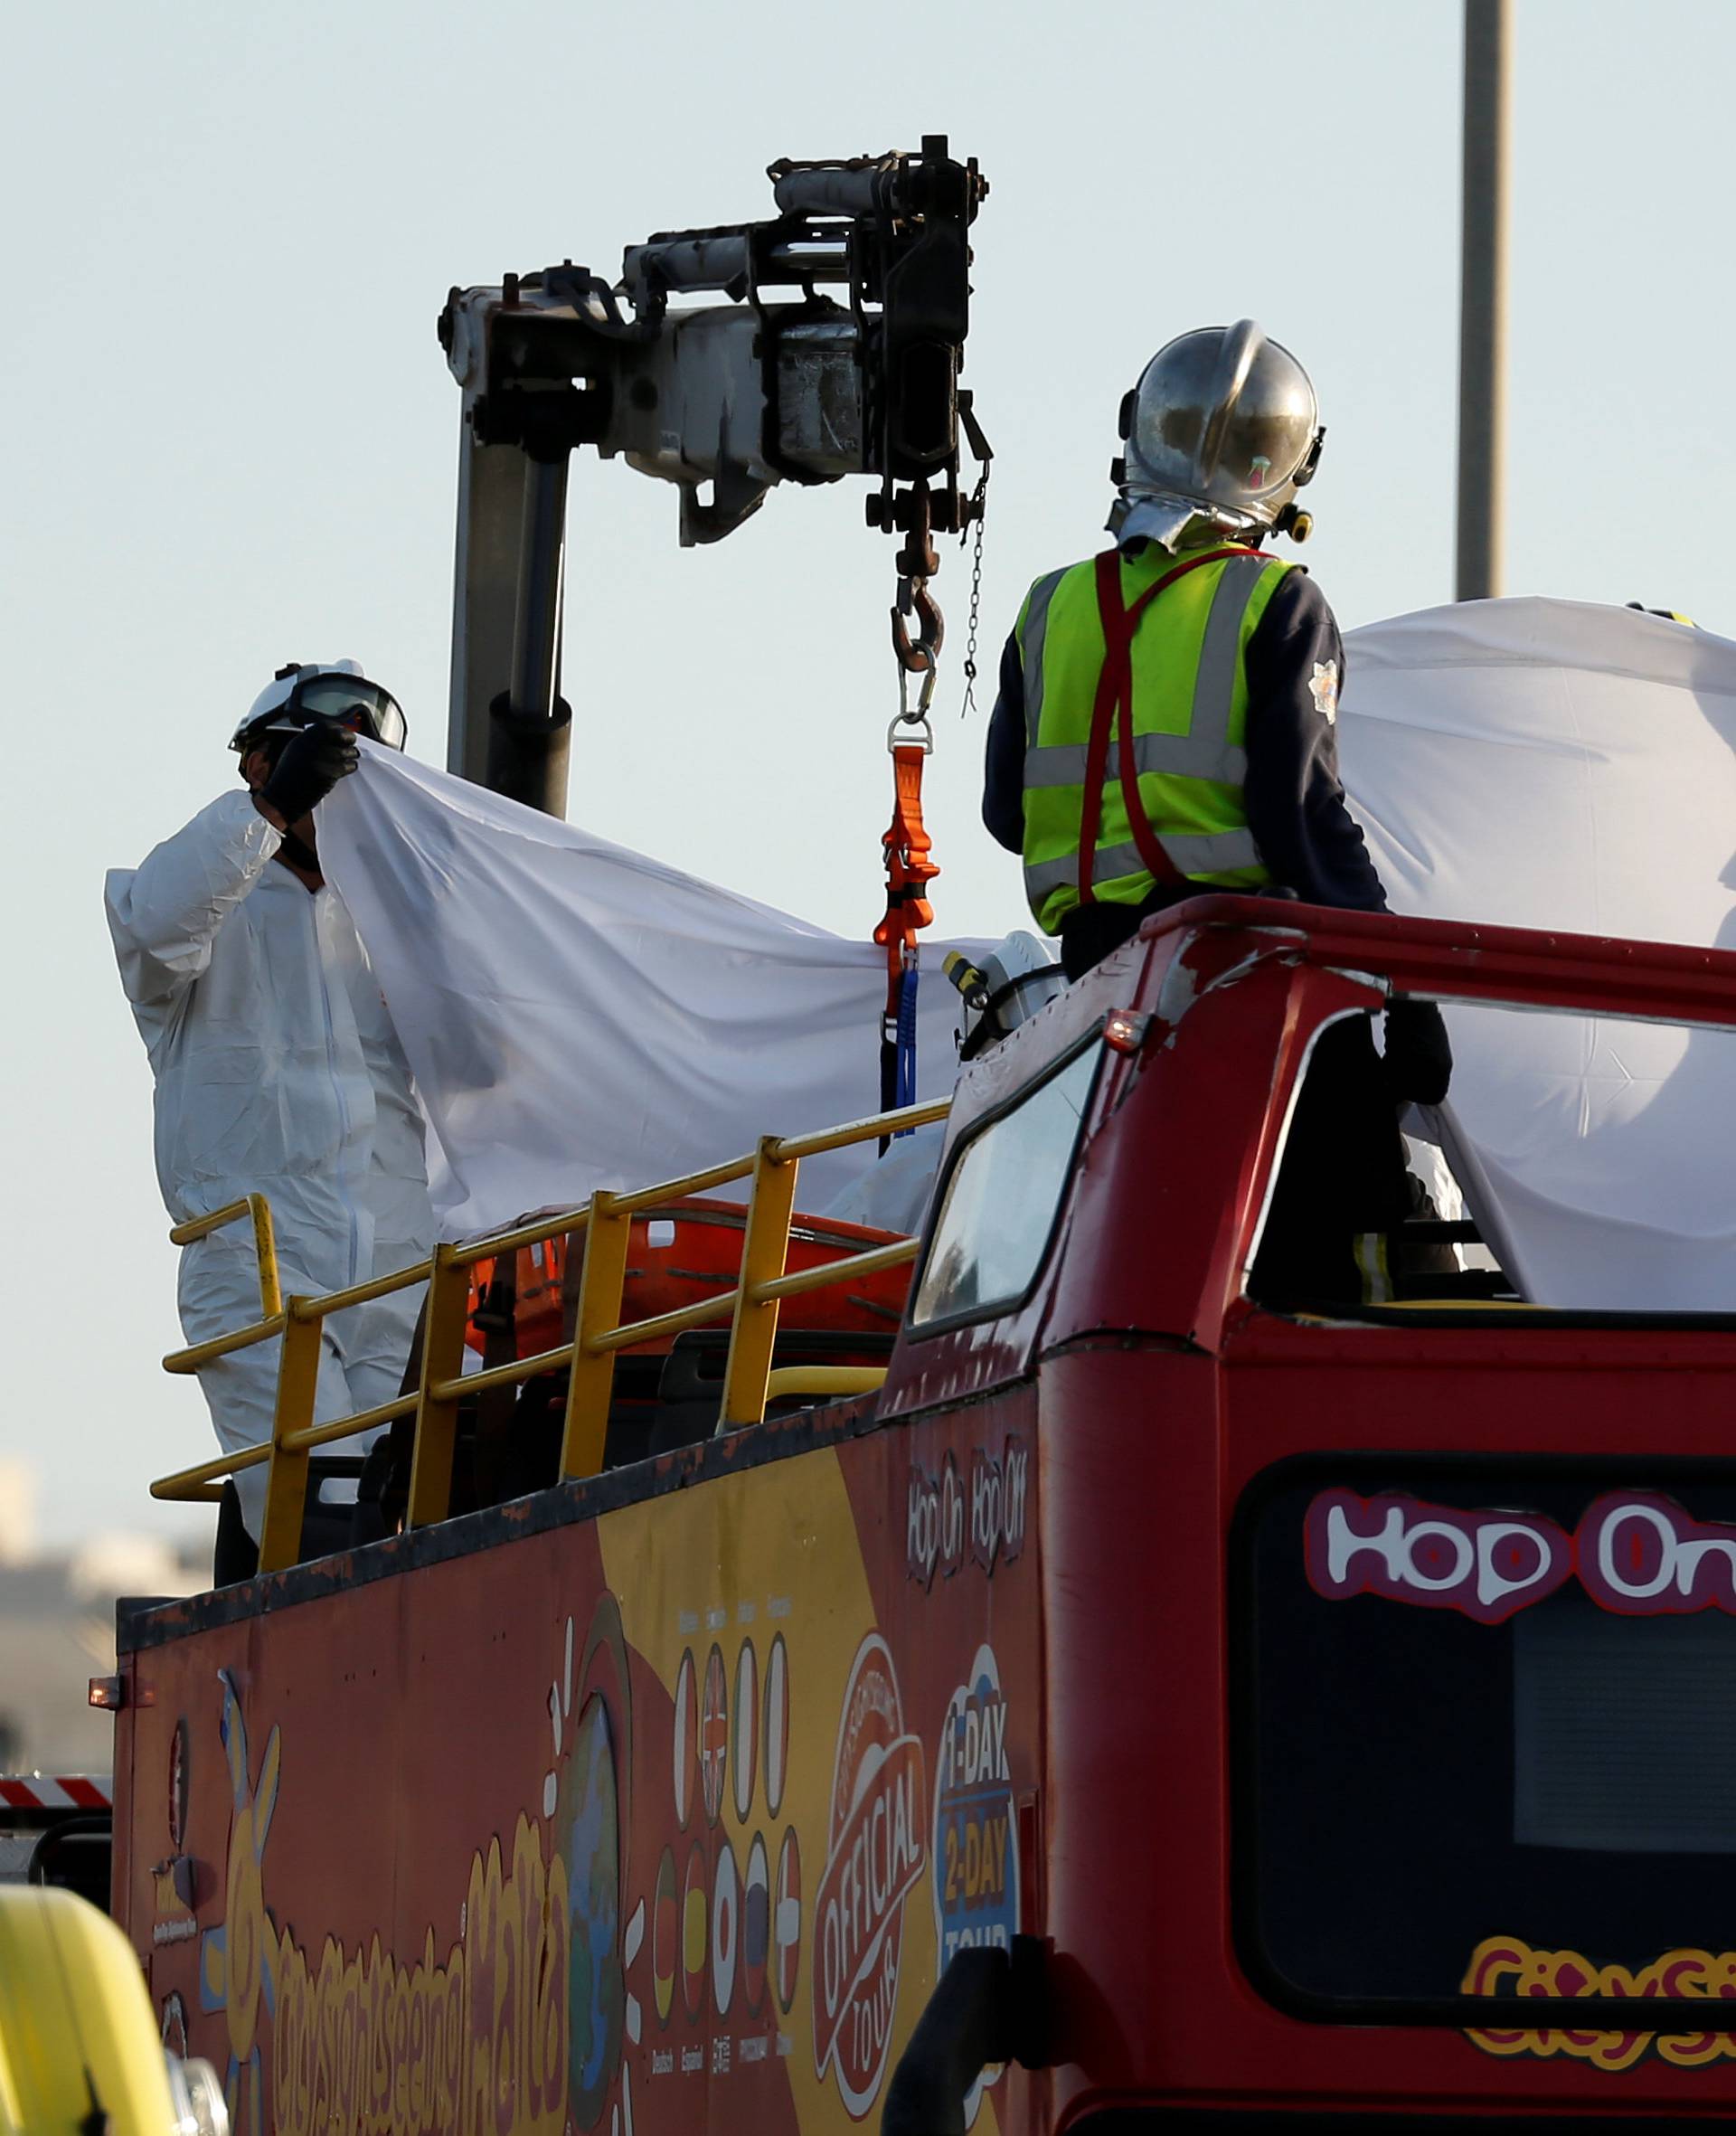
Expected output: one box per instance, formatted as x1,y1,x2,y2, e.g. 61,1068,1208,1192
1241,570,1388,912
982,628,1028,854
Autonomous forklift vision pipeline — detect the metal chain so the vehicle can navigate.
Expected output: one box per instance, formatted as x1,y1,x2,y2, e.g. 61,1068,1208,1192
958,458,991,719
890,486,943,749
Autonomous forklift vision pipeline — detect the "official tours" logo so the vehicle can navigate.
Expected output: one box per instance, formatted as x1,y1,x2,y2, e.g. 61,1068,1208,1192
813,1635,926,2117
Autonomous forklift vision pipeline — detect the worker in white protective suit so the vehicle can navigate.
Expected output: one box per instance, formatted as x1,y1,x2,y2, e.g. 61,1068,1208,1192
105,662,435,1576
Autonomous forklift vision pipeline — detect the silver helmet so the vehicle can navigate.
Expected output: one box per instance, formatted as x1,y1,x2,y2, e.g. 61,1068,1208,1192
1109,321,1324,553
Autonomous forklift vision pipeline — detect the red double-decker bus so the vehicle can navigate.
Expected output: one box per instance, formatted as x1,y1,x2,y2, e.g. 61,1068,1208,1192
108,895,1736,2136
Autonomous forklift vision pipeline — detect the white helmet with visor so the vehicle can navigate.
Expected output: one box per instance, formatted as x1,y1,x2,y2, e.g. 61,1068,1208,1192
231,660,408,754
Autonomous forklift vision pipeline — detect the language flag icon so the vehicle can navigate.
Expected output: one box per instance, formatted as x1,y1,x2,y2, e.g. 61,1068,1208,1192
623,1898,645,2046
712,1837,740,2017
775,1827,802,2014
651,1846,678,2027
702,1644,729,1826
763,1632,789,1817
673,1649,699,1831
733,1641,759,1822
682,1840,708,2020
741,1831,770,2015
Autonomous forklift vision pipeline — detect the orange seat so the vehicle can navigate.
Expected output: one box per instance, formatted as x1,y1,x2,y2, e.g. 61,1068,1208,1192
466,1196,910,1359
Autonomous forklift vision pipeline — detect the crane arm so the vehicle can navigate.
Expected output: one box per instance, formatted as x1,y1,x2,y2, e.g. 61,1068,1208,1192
439,136,987,813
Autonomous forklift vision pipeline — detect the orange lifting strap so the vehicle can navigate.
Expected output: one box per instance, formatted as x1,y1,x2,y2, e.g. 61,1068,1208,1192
873,740,940,1124
873,742,939,985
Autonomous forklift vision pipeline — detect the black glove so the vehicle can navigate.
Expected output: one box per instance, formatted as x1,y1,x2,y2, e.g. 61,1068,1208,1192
1382,998,1453,1105
260,720,360,822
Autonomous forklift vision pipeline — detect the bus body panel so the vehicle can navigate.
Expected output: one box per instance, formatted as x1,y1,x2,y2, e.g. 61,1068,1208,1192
118,903,1736,2131
118,1394,1043,2136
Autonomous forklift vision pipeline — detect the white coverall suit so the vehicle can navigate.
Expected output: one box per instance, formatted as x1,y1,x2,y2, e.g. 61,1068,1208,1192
106,789,434,1538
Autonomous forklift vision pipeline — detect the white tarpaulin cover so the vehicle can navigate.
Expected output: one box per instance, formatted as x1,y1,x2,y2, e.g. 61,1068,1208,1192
321,597,1736,1308
1341,597,1736,1309
319,748,986,1237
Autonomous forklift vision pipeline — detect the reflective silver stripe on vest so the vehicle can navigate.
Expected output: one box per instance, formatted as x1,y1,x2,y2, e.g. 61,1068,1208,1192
1189,554,1269,771
1024,827,1264,903
1019,568,1070,749
1023,729,1247,789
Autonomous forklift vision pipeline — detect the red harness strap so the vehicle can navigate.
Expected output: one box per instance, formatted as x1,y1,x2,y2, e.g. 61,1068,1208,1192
1077,545,1268,906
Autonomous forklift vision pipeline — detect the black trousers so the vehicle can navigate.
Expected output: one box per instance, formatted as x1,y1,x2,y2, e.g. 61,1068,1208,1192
1249,1016,1414,1307
1057,880,1302,981
1059,885,1188,980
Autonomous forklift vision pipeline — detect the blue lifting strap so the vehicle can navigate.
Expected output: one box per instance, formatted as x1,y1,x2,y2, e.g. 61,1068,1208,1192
893,959,920,1126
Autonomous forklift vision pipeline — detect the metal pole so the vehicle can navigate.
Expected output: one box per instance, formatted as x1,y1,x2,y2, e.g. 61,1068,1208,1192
1455,0,1511,601
509,456,568,729
447,421,572,817
487,445,572,817
448,433,525,784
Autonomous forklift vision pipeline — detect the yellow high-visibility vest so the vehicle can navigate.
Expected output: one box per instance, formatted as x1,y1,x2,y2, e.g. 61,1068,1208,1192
1017,543,1291,934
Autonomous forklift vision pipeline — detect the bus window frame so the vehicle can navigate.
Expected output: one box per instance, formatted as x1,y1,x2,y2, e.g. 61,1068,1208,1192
1240,988,1736,1329
905,1025,1108,1342
1235,1001,1376,1309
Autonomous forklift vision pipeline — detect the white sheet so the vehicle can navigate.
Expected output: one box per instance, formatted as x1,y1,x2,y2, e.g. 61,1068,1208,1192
1341,597,1736,1309
321,597,1736,1309
318,748,987,1237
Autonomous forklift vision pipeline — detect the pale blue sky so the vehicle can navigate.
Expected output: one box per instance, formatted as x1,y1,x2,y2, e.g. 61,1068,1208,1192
4,0,1728,1545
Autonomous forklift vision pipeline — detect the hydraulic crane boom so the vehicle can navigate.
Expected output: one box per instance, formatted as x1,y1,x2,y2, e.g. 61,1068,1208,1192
439,136,987,815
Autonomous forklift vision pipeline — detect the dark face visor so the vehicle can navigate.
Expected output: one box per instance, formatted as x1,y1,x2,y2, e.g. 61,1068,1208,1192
233,673,409,755
282,673,408,750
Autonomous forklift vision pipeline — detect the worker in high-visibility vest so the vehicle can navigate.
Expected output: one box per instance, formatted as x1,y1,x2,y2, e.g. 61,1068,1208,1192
984,323,1450,1298
984,320,1396,968
985,322,1447,1073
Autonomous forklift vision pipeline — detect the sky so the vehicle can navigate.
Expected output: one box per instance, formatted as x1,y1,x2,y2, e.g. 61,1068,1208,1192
3,0,1731,1549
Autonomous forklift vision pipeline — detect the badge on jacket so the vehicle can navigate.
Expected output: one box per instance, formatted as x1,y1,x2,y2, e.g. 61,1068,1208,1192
1309,659,1339,725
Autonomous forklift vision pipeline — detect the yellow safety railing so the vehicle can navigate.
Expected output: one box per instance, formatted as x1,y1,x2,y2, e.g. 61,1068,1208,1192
152,1095,951,1574
152,1196,284,1503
